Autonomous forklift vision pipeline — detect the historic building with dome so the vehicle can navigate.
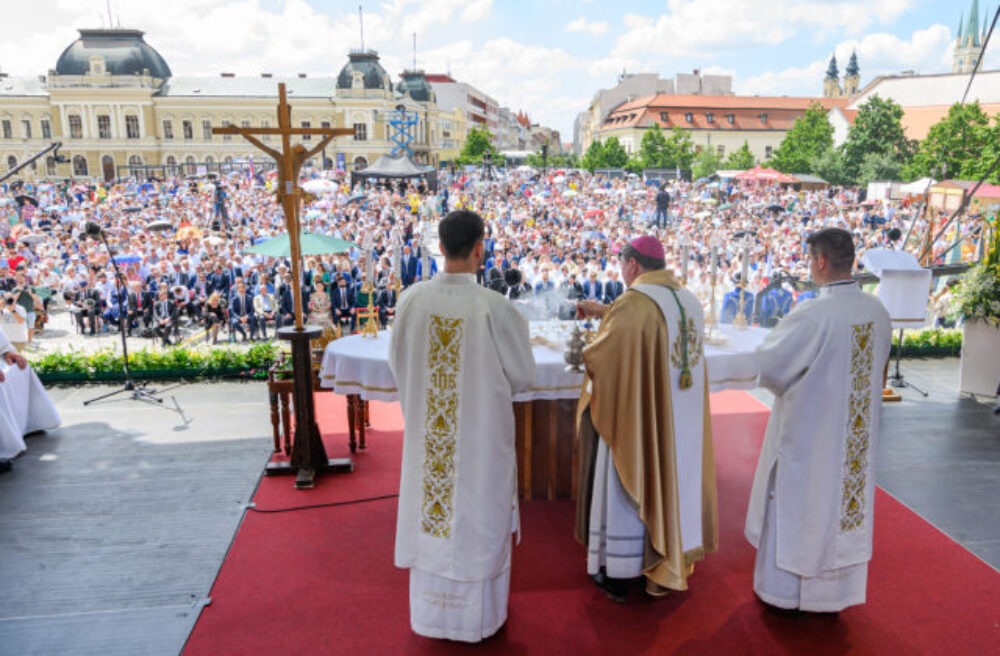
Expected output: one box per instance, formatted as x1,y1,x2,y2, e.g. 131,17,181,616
0,28,465,180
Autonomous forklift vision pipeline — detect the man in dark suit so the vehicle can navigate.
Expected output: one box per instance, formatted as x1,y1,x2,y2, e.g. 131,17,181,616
582,271,604,303
152,286,178,346
209,264,231,297
561,273,584,302
330,275,356,332
377,278,399,327
401,245,418,287
228,281,256,342
654,185,671,228
125,281,145,336
276,282,295,329
603,270,625,304
73,280,102,335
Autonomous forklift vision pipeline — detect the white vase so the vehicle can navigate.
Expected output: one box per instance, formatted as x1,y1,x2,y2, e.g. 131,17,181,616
959,320,1000,397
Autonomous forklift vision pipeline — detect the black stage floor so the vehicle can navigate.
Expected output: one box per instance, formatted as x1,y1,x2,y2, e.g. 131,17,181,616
875,358,1000,570
0,381,271,656
1,360,997,655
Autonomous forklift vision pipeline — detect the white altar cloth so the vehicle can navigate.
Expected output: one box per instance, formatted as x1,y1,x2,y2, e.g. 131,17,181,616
320,324,769,403
0,364,62,460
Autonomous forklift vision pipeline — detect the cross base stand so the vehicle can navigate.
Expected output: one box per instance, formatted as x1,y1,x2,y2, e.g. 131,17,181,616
264,325,353,489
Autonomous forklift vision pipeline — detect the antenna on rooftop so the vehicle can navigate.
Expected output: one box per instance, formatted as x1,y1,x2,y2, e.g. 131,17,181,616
358,5,365,51
106,0,113,28
413,32,417,70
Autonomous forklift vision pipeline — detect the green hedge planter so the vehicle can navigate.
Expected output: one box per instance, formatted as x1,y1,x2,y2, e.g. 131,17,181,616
30,343,280,385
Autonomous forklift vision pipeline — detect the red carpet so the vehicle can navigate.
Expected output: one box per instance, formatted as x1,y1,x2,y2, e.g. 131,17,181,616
184,393,1000,655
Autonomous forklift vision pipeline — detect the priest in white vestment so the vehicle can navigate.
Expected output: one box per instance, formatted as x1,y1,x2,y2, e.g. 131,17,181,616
0,326,61,467
746,227,891,612
577,236,718,603
389,209,535,642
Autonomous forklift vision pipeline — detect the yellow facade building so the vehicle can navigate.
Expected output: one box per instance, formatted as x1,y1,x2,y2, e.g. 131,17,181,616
0,29,460,180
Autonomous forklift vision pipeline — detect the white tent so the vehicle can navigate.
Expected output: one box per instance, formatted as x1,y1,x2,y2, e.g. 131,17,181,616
900,177,936,196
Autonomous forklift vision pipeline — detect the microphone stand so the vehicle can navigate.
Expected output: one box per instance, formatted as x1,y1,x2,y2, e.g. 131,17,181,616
83,227,169,407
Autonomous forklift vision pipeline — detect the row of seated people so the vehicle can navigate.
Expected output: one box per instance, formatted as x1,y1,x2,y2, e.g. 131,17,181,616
70,273,404,344
69,278,300,345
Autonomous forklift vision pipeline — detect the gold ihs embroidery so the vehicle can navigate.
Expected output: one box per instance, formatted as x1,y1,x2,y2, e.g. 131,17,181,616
841,322,874,532
421,315,463,538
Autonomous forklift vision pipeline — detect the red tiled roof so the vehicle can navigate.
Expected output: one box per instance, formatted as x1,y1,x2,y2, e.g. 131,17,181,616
612,93,839,113
425,73,456,83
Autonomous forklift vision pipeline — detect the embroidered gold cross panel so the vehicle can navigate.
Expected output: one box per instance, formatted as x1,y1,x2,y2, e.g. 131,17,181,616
841,321,874,532
421,315,464,538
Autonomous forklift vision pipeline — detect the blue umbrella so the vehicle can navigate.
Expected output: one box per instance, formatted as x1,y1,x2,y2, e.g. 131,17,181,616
112,254,142,264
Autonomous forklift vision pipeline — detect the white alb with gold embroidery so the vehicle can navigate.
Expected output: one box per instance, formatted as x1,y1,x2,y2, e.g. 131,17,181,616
389,272,535,642
745,281,891,580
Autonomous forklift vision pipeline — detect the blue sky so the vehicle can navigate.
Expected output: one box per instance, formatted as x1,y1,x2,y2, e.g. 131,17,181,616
1,1,990,142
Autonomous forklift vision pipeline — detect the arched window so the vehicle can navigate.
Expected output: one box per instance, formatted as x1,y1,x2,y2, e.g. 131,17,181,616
101,155,115,181
165,155,177,167
185,155,196,175
72,155,88,177
129,155,143,167
353,156,368,170
6,155,17,171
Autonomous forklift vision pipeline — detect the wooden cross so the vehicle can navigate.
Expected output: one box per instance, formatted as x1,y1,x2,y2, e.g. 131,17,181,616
212,83,354,331
214,83,355,489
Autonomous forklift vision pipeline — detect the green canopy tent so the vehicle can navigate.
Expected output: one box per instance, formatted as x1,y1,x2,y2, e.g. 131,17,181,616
246,231,356,257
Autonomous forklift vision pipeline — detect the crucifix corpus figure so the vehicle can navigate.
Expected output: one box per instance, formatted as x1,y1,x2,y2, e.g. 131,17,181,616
213,83,355,489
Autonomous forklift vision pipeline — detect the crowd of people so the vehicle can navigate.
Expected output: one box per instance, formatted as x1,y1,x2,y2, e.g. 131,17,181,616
0,163,979,351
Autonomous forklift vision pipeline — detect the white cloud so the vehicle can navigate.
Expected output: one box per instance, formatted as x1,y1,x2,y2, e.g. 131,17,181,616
565,16,610,35
611,0,916,59
736,25,955,97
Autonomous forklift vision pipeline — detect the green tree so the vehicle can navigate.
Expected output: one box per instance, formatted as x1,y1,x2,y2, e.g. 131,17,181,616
724,141,756,169
601,137,629,168
624,155,645,174
905,102,1000,182
841,95,915,182
693,147,722,179
809,147,851,186
771,102,834,174
663,127,695,171
581,139,605,172
858,151,903,186
639,124,669,168
456,126,501,165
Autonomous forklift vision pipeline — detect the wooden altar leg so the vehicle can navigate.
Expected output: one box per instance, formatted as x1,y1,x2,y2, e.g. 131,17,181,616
364,401,371,428
269,387,281,453
347,394,358,453
279,389,292,456
358,400,368,450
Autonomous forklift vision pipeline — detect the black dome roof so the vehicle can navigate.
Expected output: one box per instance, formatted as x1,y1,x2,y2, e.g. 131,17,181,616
336,50,391,91
396,70,435,103
55,29,171,78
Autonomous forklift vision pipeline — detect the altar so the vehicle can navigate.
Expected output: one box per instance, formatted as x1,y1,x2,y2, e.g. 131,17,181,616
319,322,769,499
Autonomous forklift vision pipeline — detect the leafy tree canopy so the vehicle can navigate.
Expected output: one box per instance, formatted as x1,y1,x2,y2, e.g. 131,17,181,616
724,141,756,170
771,102,834,174
905,102,1000,183
841,95,915,182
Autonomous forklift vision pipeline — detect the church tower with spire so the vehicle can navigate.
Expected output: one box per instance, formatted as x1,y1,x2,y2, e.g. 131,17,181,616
843,51,860,95
823,53,842,98
954,0,986,74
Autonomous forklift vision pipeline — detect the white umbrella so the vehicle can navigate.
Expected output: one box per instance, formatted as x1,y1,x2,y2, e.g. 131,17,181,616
301,179,337,194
